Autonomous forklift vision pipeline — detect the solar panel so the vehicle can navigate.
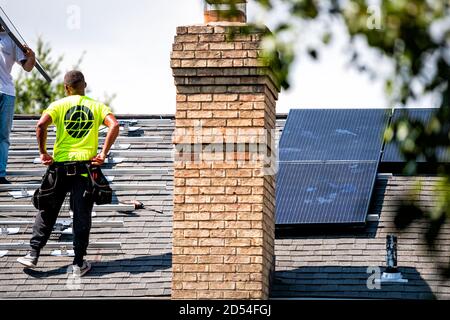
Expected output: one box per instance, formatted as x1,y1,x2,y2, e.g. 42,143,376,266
279,109,391,162
276,109,391,226
276,162,378,225
382,108,449,162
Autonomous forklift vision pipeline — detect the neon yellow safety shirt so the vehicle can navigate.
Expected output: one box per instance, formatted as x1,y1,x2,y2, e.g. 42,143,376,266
43,95,112,162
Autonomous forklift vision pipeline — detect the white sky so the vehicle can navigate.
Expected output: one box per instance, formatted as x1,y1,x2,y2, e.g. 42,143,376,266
0,0,399,114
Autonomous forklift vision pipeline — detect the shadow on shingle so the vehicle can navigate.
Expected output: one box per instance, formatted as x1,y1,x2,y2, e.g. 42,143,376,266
271,266,435,300
23,253,172,278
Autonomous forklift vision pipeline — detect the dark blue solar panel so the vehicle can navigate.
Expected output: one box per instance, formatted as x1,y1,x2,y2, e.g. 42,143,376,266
382,108,449,162
276,162,378,225
279,109,391,161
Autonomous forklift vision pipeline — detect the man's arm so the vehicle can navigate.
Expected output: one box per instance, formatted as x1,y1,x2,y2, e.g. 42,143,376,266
91,114,120,166
36,113,54,166
21,46,36,72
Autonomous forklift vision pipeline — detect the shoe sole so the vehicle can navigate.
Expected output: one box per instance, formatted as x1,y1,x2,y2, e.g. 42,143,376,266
73,262,91,277
17,258,37,269
80,264,91,277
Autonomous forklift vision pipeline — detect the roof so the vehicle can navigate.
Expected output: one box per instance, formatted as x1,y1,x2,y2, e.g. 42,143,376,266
1,115,174,299
273,175,450,299
0,114,449,299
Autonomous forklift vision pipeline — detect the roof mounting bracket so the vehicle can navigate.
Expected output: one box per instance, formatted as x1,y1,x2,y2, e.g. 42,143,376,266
51,246,74,257
118,120,138,127
105,154,125,164
53,219,72,232
111,143,131,150
120,125,143,137
8,189,33,199
0,226,19,235
366,214,380,222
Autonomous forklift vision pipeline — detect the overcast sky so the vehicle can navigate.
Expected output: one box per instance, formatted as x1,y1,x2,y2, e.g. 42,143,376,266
0,0,397,114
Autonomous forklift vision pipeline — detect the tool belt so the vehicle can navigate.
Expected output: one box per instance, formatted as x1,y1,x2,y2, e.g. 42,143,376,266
32,161,113,210
86,165,113,205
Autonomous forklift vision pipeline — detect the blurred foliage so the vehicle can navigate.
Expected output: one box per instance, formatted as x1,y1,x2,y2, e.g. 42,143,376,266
14,37,116,114
216,0,450,274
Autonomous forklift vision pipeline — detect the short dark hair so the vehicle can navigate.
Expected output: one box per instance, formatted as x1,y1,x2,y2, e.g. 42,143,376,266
64,70,85,87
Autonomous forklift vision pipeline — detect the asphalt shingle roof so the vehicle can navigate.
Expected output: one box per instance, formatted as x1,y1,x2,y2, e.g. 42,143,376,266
1,116,174,299
0,114,449,299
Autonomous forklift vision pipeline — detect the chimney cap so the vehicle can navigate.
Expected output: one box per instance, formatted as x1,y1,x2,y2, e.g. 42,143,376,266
204,0,247,24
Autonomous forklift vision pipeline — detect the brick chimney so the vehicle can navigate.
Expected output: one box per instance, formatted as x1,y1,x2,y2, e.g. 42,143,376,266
170,5,279,300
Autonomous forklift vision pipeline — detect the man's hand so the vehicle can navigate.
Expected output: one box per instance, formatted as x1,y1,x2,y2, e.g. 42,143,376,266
23,46,35,59
91,152,107,166
21,45,36,72
40,153,54,166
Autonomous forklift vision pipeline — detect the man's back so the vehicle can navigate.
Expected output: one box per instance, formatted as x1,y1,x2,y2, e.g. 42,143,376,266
44,95,112,162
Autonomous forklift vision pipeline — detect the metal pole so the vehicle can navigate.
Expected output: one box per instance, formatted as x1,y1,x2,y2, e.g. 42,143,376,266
386,234,398,273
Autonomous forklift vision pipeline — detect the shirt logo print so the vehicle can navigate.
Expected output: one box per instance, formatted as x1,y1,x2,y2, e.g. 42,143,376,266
64,105,94,138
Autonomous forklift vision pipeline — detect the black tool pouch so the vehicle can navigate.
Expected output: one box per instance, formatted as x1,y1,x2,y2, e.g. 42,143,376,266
32,167,60,211
87,165,113,205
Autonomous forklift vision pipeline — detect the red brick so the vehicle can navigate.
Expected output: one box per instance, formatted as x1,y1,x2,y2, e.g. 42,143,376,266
210,212,237,221
210,195,237,204
183,264,209,273
184,212,210,221
199,204,225,212
198,255,224,264
213,94,239,102
227,119,253,127
175,34,199,43
173,221,198,229
199,221,225,229
199,186,225,194
210,229,236,238
210,42,235,50
187,94,213,102
199,238,225,247
223,291,251,299
183,282,209,290
171,290,198,299
225,238,252,247
226,186,252,195
209,282,236,290
187,111,213,118
209,264,235,273
184,229,210,238
172,255,197,264
212,111,239,118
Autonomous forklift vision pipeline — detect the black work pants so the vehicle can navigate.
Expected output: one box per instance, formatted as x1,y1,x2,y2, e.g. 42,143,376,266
30,173,94,259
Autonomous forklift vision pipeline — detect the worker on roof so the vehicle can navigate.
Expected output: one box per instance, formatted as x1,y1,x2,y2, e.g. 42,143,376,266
0,24,36,184
17,70,119,277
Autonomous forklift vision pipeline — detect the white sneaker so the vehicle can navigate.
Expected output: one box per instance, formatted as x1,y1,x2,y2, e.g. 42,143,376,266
72,260,91,277
17,252,39,268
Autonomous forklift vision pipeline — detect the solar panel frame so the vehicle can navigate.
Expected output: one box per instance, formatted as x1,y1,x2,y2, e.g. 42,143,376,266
276,161,379,225
279,109,392,162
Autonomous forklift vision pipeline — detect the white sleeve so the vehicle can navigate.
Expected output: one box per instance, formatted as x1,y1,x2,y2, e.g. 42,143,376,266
14,43,26,63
